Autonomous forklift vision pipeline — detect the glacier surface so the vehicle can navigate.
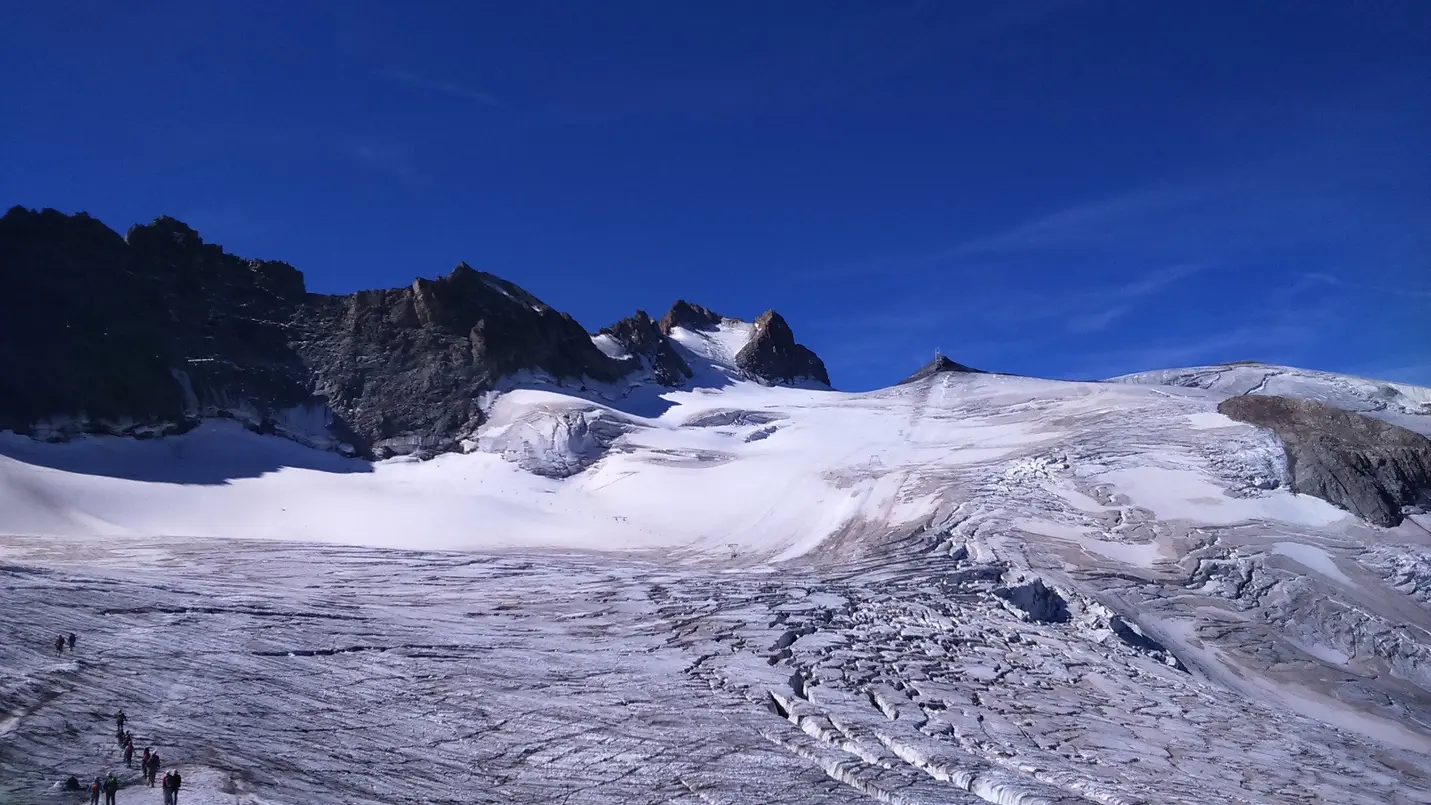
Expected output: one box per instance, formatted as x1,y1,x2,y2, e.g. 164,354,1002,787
3,367,1431,803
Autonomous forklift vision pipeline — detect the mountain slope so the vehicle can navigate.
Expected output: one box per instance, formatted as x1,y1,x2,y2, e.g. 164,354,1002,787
6,207,1431,803
0,208,829,457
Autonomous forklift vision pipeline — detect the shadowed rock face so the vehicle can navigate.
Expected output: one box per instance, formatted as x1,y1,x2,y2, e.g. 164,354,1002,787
296,264,633,457
0,208,637,457
1218,394,1431,526
597,310,692,386
898,355,981,385
735,310,830,387
0,208,312,438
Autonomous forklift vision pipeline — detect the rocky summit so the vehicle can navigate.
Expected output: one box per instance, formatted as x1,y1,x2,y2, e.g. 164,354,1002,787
0,207,830,457
897,354,981,385
733,310,831,387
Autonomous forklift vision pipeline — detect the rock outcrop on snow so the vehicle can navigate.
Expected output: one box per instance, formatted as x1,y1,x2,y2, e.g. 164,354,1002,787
657,299,723,334
597,310,692,386
297,263,634,457
734,310,830,387
0,208,833,458
897,354,980,385
1218,394,1431,526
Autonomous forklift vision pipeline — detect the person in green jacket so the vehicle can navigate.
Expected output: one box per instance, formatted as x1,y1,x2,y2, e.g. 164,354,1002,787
102,773,118,805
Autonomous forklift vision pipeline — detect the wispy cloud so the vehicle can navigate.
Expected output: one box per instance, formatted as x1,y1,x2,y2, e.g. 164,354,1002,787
978,261,1210,334
371,68,500,107
340,141,418,182
546,1,1077,125
1297,272,1431,300
953,183,1225,256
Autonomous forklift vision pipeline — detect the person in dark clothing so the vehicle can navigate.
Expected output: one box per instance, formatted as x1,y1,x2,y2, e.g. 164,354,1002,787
55,636,65,655
147,752,162,786
169,769,182,804
68,632,76,649
102,773,118,805
89,777,101,805
123,739,134,767
115,710,126,731
162,772,173,805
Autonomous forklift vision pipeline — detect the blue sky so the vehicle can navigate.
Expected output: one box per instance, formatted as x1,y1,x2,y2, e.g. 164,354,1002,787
3,1,1428,388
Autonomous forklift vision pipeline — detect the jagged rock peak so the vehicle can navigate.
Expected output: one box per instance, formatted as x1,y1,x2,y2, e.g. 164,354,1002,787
898,354,981,385
126,215,204,249
734,309,830,387
658,299,723,334
1218,394,1431,527
598,310,692,387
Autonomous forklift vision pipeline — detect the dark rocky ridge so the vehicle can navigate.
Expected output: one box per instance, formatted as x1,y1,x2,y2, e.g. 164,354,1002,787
598,310,692,386
898,354,981,385
296,263,635,457
0,207,829,457
734,310,830,387
1218,395,1431,527
657,300,723,335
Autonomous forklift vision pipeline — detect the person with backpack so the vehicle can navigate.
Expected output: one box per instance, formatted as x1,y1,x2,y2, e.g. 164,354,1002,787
68,632,76,650
88,777,101,805
123,737,134,767
102,773,118,805
147,751,162,786
162,772,174,805
115,709,126,731
55,635,65,656
169,769,182,804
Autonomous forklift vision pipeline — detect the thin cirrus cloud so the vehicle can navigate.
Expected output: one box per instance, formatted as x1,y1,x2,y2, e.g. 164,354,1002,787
370,68,501,107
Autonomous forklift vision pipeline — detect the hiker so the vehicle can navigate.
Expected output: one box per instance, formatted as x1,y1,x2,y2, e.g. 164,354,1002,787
55,635,65,656
142,747,151,770
123,738,134,767
115,709,126,731
102,773,118,805
88,777,101,805
68,632,76,650
162,772,173,805
147,752,162,786
169,769,182,804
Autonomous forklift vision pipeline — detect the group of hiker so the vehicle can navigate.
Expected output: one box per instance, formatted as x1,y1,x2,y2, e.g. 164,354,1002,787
55,632,76,655
69,701,183,803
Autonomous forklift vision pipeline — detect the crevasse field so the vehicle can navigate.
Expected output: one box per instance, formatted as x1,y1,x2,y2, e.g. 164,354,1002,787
3,326,1431,805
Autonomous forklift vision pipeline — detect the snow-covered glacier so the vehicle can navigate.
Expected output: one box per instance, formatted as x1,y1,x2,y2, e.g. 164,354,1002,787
3,363,1431,804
